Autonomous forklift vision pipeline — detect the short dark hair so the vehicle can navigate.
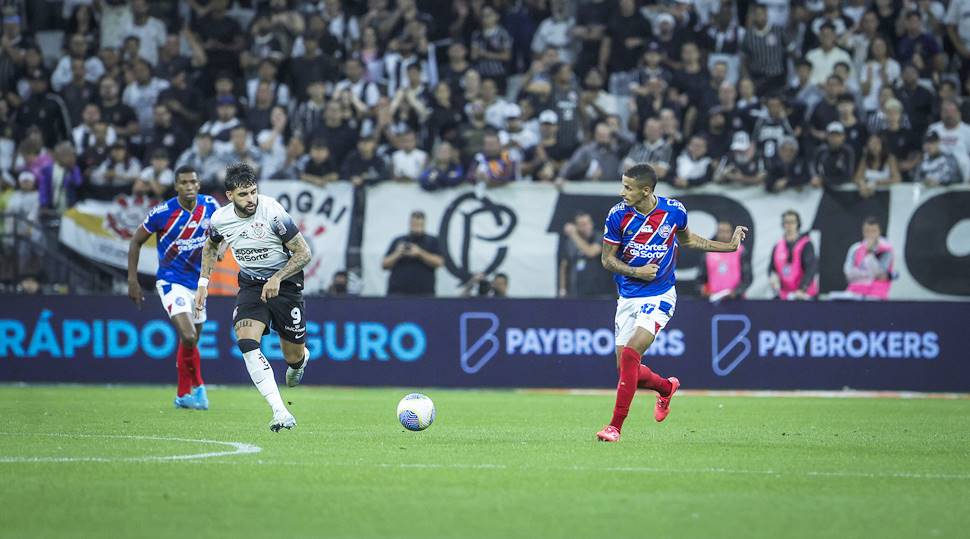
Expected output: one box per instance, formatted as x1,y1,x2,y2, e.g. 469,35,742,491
782,209,801,228
494,272,508,281
623,163,658,190
175,165,198,178
411,210,426,219
863,216,881,228
224,162,257,192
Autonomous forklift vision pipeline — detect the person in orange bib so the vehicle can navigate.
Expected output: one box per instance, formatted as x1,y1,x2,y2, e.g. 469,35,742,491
697,220,752,300
843,216,894,300
769,210,818,300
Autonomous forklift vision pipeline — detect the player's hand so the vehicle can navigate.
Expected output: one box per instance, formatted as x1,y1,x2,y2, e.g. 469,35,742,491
563,223,577,236
127,280,143,310
634,264,659,281
731,226,748,249
261,277,281,303
194,286,208,313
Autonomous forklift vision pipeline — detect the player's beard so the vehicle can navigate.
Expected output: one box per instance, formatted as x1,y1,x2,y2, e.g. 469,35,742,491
233,200,257,217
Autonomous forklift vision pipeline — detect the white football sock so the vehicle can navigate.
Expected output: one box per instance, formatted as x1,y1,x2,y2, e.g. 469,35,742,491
242,348,287,414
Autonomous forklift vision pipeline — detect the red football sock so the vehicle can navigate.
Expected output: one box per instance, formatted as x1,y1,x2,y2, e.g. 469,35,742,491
609,347,643,430
637,364,672,396
185,343,204,387
176,345,192,397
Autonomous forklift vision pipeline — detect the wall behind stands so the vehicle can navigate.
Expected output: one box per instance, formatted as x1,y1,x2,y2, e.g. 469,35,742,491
2,296,967,392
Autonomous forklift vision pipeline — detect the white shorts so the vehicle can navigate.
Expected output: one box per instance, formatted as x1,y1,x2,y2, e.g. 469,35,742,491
614,287,677,347
156,280,206,324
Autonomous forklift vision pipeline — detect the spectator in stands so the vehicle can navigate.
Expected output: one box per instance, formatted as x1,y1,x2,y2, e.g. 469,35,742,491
256,106,290,181
736,77,765,133
878,99,921,180
134,148,174,198
897,10,941,66
699,107,732,161
808,75,844,150
766,136,810,192
5,170,41,244
269,137,307,181
122,59,170,135
326,270,350,297
391,129,428,182
240,15,287,77
621,118,672,178
769,210,818,300
439,42,471,98
837,96,867,161
291,79,327,140
469,131,515,185
246,81,276,134
145,104,190,162
98,76,139,140
521,110,569,182
787,59,823,117
59,58,99,127
341,136,388,188
927,98,970,182
311,101,359,170
0,14,28,93
91,141,141,194
531,0,575,64
124,0,166,66
603,0,653,75
222,126,262,177
714,132,768,186
895,64,935,135
176,134,222,189
289,37,337,104
51,33,104,92
539,63,582,155
843,216,895,300
914,131,963,186
470,5,513,84
753,94,796,160
78,121,113,180
630,76,678,138
192,0,245,80
946,0,970,82
300,138,338,186
73,104,117,155
198,96,241,156
39,142,82,216
806,23,852,86
854,134,900,197
572,0,610,76
419,142,464,192
742,3,790,95
673,135,713,188
697,220,752,300
811,122,856,188
806,1,854,52
500,105,538,165
17,69,70,148
579,68,621,136
558,122,625,183
558,211,614,298
859,36,899,118
382,210,444,297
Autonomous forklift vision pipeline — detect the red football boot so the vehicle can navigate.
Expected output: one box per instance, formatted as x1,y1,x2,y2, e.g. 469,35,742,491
596,425,621,442
654,377,680,422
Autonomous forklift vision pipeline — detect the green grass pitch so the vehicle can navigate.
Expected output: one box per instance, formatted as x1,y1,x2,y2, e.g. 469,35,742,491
1,385,968,539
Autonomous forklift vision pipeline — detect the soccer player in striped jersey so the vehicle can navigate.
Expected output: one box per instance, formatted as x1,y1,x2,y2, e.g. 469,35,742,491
127,166,221,410
596,164,747,442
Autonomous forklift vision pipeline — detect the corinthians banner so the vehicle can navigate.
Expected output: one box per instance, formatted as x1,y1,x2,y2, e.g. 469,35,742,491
59,181,355,294
361,183,970,300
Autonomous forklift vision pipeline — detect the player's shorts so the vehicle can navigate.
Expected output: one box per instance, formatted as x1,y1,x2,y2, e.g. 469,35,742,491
614,287,677,347
232,276,306,344
156,280,206,324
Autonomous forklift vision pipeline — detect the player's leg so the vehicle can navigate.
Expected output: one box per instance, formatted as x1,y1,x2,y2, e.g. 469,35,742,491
267,286,309,387
188,321,208,409
156,280,198,409
597,299,636,441
626,290,680,422
233,290,295,431
170,313,201,408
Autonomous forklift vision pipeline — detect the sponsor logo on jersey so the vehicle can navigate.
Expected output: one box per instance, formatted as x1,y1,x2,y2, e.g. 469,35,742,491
234,247,271,261
625,242,670,259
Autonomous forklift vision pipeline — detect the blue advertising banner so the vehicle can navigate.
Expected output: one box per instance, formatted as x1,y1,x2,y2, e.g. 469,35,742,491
1,295,968,391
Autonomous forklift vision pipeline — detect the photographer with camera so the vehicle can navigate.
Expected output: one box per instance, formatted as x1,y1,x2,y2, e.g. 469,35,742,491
381,210,444,296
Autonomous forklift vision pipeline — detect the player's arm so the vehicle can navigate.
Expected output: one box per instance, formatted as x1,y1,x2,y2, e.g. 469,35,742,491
260,232,312,302
676,226,747,253
194,232,223,312
600,241,657,281
126,225,152,309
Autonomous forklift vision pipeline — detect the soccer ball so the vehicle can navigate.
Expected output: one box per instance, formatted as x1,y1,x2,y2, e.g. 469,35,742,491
397,393,435,431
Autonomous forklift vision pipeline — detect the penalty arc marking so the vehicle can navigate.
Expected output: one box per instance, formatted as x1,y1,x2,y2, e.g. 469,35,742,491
0,433,262,463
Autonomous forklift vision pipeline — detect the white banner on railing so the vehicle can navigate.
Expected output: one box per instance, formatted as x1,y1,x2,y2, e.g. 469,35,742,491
361,183,970,300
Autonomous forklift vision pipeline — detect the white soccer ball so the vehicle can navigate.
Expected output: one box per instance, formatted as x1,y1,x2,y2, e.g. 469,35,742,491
397,393,435,431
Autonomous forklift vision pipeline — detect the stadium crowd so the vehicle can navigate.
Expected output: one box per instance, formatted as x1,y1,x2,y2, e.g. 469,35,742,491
0,0,966,296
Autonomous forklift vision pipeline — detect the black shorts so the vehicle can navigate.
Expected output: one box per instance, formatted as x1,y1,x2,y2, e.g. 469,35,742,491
232,276,306,344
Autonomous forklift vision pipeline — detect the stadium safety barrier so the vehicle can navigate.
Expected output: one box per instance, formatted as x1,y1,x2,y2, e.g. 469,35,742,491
2,296,967,392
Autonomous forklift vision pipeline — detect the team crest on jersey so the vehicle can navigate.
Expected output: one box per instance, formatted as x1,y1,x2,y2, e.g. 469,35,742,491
250,221,267,239
658,224,673,239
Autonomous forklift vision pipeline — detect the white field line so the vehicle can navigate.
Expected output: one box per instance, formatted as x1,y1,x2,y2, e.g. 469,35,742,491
556,389,970,399
0,432,261,463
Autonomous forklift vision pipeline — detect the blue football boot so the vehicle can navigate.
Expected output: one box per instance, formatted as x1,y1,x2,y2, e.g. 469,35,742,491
191,385,210,410
174,393,199,409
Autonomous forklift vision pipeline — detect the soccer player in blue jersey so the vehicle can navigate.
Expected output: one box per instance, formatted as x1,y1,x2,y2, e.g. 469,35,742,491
596,164,747,442
127,166,221,410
